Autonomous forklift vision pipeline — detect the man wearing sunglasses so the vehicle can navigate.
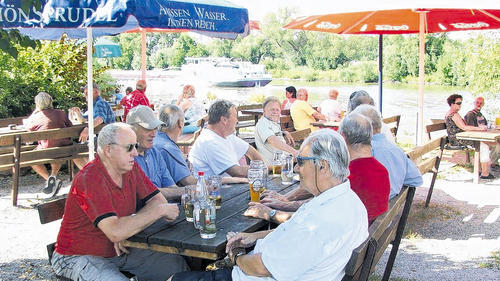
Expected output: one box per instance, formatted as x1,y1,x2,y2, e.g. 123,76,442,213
126,105,185,202
169,130,368,281
51,123,188,280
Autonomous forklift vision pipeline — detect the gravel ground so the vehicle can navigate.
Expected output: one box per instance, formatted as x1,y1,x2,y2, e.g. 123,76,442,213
0,163,499,281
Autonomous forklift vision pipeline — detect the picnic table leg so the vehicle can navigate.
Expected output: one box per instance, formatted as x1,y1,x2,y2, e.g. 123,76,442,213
473,147,479,184
11,135,21,206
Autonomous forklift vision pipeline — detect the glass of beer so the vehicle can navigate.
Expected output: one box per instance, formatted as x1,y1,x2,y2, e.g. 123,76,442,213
248,167,264,202
181,185,195,222
272,151,283,175
281,154,294,184
208,175,222,209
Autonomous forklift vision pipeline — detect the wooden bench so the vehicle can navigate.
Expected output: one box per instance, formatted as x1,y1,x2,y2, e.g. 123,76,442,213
382,115,401,141
426,121,472,164
343,185,416,281
289,128,310,148
35,196,135,280
235,103,262,135
407,136,446,207
0,115,28,127
0,124,103,206
177,116,207,154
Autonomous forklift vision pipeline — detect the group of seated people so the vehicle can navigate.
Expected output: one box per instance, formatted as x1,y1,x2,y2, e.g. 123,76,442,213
37,78,427,280
445,95,499,179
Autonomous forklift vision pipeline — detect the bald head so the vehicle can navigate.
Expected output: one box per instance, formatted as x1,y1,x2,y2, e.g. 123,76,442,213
136,80,147,91
329,89,339,100
297,88,308,101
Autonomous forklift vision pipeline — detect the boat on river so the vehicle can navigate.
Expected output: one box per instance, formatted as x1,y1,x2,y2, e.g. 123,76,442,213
182,57,272,87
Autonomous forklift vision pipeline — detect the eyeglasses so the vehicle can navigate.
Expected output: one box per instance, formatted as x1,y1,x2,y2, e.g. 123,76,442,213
111,142,139,152
296,155,320,166
455,102,462,105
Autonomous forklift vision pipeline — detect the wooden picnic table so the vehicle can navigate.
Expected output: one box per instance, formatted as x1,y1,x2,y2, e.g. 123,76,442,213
240,108,290,124
0,125,27,135
456,129,500,184
124,176,299,260
311,120,340,129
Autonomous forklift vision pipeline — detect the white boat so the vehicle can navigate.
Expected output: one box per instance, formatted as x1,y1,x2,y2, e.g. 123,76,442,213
182,57,272,87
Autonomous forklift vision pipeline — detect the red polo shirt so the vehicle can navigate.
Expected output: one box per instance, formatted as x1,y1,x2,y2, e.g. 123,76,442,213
120,89,150,121
55,155,159,258
348,157,390,223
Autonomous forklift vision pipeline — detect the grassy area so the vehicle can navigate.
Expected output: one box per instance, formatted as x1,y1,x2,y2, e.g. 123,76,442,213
403,201,462,239
479,250,500,270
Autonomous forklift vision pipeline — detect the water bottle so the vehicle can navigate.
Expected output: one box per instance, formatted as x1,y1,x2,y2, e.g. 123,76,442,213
194,171,216,239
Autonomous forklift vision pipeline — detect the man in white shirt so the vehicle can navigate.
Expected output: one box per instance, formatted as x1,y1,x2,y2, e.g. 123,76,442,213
188,99,263,178
318,89,343,121
255,97,298,165
170,129,368,281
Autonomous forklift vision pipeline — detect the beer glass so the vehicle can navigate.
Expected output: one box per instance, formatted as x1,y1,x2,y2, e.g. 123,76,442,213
272,151,283,175
281,154,294,184
208,175,222,209
194,200,217,239
181,185,195,222
248,167,264,202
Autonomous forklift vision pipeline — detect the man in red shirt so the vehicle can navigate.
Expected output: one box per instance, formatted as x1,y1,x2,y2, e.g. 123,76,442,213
339,112,390,223
51,123,188,280
120,80,150,121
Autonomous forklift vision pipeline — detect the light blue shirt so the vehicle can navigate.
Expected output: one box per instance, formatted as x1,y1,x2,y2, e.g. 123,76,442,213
154,131,192,184
371,133,423,199
135,147,175,188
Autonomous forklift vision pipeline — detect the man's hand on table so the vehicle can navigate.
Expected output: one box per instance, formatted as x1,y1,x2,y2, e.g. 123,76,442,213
244,202,272,220
260,190,288,202
160,203,180,222
225,232,258,254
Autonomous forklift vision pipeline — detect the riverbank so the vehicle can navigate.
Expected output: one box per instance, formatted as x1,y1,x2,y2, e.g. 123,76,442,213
0,161,498,280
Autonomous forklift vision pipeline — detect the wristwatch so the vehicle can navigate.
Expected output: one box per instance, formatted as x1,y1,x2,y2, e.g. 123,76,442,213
269,209,277,221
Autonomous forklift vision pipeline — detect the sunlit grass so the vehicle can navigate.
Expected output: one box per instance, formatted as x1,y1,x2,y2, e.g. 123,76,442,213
404,201,462,238
479,250,500,270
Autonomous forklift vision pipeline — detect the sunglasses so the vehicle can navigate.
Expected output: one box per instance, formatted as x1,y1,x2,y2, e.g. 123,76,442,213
111,142,139,152
296,155,320,166
455,102,462,105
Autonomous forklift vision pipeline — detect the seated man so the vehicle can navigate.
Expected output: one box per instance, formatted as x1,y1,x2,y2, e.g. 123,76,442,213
465,96,500,167
353,105,422,199
169,130,368,281
318,89,343,121
51,123,188,280
245,113,390,225
290,88,325,131
23,92,73,196
188,99,263,178
255,96,298,166
126,105,184,201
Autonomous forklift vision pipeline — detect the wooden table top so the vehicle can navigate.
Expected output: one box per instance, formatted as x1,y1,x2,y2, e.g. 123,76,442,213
311,121,340,128
456,129,500,142
0,126,27,136
125,176,299,260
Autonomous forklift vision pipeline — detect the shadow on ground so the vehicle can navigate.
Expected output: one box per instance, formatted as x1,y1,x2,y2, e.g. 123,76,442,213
0,258,56,280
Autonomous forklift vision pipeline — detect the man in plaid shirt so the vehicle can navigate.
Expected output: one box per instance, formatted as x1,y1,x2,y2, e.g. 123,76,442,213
120,80,150,122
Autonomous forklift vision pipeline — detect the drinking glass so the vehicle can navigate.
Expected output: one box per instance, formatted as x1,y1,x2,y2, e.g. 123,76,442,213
181,185,195,222
281,154,294,184
248,167,264,202
194,200,217,239
272,151,283,175
208,175,222,209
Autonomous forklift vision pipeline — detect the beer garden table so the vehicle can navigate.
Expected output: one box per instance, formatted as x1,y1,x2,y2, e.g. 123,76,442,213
240,108,290,124
311,121,340,129
123,176,299,260
456,129,500,184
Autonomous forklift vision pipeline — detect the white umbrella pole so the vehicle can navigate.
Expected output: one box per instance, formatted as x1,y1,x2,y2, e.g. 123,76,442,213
87,28,95,160
141,29,146,80
417,12,426,145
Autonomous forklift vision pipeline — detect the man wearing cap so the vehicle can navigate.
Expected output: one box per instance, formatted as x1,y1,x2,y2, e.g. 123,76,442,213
69,83,116,142
126,105,184,202
120,79,150,122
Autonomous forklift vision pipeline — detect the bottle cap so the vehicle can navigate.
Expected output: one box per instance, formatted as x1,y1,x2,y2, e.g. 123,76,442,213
198,171,204,176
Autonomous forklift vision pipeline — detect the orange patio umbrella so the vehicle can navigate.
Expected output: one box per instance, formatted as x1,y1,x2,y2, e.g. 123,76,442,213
284,4,500,144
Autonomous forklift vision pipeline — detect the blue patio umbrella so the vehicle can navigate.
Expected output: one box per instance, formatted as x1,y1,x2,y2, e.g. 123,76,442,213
93,38,122,58
0,0,249,160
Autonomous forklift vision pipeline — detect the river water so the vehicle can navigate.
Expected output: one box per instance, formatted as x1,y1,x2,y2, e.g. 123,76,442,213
110,70,482,145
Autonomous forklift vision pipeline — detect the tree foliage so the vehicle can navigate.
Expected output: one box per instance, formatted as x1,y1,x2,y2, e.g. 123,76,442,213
0,37,112,118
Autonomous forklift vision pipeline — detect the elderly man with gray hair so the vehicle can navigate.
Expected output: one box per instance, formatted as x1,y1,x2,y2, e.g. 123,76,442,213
189,99,263,178
353,104,422,199
23,92,73,196
169,129,368,281
51,123,188,281
255,96,298,165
